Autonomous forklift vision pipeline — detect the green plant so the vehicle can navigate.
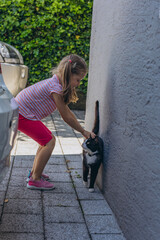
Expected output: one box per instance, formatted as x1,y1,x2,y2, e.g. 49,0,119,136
0,0,93,94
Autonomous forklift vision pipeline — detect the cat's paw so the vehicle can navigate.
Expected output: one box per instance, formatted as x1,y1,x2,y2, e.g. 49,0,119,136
89,188,95,193
83,181,88,187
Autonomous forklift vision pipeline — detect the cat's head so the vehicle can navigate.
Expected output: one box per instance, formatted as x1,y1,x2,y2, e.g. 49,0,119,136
82,136,99,155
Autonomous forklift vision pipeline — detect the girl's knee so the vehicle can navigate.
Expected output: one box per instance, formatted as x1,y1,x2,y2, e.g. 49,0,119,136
51,134,56,142
48,135,56,148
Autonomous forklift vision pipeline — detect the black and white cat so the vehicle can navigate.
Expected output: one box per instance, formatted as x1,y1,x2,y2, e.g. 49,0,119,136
82,101,103,192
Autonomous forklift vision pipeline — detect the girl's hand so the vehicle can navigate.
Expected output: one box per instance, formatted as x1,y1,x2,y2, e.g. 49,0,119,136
82,130,96,139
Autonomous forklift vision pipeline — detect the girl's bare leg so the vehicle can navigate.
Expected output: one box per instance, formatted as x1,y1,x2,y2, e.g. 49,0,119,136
31,145,43,174
31,136,56,181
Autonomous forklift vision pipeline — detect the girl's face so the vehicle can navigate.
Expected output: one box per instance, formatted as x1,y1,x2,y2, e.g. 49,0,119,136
70,73,86,88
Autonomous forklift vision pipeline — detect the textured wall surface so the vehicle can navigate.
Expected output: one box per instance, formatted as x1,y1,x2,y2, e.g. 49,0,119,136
85,0,160,239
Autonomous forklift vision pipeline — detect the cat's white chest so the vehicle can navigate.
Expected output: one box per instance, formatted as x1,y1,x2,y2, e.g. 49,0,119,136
86,153,97,165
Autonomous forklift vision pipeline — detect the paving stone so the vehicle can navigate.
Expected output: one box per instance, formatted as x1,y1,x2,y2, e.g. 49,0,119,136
85,215,122,234
55,131,73,138
48,172,71,182
59,137,80,145
6,186,41,199
56,130,75,137
53,140,63,149
12,164,67,177
0,233,44,240
65,154,82,162
74,134,84,145
0,183,8,192
52,148,64,155
9,175,27,187
0,175,10,191
61,146,82,155
1,164,12,180
13,159,33,168
12,164,67,178
45,164,67,173
54,119,68,128
0,214,43,233
76,187,104,200
45,223,90,240
0,191,5,205
67,160,83,169
3,199,42,214
71,169,83,177
11,167,30,177
0,112,125,239
72,177,86,188
0,205,3,220
58,137,81,146
44,206,84,223
91,234,126,240
80,200,113,215
43,193,79,207
14,155,35,161
16,142,37,155
73,110,85,120
77,136,84,143
44,182,75,194
48,156,66,165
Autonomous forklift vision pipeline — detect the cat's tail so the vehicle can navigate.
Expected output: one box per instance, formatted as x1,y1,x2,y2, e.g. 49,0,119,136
92,100,99,135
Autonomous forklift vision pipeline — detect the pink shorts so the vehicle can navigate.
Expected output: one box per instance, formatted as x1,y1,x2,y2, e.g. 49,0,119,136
18,114,53,146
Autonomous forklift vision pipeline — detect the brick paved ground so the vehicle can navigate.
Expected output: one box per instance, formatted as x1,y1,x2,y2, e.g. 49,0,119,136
0,110,126,240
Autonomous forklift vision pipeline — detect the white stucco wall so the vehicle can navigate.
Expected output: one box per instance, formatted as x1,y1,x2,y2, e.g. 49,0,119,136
85,0,160,239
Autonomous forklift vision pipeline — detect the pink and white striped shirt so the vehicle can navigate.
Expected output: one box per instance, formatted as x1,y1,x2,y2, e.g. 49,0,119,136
15,74,62,120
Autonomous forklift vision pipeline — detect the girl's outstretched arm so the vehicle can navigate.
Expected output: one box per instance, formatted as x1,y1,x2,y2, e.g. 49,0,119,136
52,93,95,138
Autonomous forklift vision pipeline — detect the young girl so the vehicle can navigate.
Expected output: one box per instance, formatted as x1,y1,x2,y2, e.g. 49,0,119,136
15,54,95,190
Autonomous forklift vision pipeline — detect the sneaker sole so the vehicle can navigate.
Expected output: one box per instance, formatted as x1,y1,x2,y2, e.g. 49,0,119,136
27,184,55,191
26,178,30,183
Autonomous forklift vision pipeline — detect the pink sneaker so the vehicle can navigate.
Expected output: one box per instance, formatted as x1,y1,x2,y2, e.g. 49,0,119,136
27,177,55,190
41,173,50,180
26,170,50,182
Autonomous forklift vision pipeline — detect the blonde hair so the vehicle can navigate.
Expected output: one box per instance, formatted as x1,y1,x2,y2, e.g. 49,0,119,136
51,54,87,104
